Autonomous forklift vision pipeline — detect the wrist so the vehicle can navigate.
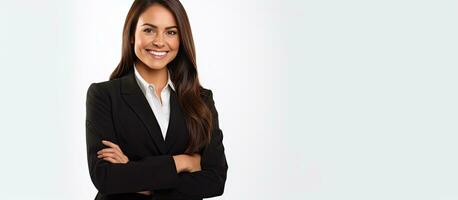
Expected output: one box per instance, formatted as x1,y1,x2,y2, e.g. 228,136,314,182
172,154,188,173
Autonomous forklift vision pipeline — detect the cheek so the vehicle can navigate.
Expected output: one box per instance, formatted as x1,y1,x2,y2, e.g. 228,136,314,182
133,42,143,59
170,38,180,50
135,39,146,50
134,39,149,59
134,33,149,49
169,40,180,59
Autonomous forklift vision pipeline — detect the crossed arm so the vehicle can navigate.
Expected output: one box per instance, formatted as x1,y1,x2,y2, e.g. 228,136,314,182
86,83,228,198
96,140,202,196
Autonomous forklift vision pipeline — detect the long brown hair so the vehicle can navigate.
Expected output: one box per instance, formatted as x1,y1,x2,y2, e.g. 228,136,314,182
110,0,213,153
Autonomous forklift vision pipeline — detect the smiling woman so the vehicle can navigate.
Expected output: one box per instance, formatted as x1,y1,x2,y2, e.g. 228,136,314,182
85,0,228,199
133,4,180,73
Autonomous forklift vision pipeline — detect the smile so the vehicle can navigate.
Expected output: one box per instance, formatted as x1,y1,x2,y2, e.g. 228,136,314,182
147,50,168,59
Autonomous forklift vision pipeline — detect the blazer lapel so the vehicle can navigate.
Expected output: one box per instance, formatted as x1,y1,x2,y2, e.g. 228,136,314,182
120,69,167,154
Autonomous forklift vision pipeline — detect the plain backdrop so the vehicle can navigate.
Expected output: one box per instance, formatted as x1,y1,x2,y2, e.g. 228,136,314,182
0,0,457,199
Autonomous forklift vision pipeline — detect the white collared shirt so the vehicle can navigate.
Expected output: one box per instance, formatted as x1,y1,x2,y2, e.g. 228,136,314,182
134,65,176,140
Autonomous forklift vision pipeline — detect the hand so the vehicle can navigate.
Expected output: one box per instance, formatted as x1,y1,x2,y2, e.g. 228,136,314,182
173,153,201,173
97,141,151,196
188,153,201,173
97,140,129,164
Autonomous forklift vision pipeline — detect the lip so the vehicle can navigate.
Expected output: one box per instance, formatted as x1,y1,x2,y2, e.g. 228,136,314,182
146,49,169,59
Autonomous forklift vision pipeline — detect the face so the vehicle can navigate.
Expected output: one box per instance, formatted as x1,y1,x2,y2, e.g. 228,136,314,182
133,4,180,71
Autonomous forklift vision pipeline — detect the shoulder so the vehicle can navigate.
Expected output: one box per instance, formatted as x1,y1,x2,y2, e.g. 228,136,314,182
88,75,124,90
199,86,214,102
87,78,121,97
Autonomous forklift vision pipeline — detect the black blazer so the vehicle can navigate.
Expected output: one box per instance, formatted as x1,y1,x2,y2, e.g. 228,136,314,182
85,69,228,200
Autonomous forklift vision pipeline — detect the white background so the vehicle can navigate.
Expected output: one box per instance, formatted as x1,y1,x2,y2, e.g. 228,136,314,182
0,0,457,199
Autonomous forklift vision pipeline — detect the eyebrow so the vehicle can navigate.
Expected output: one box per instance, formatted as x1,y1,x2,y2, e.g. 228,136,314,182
141,23,178,29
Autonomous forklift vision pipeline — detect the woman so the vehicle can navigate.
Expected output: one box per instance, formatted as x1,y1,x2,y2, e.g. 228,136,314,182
85,0,228,199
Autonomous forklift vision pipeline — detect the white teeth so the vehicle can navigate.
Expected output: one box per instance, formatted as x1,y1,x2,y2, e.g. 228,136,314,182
149,50,167,56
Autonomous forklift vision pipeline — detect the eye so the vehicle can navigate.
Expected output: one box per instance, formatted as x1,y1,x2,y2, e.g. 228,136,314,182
166,30,178,36
143,28,153,33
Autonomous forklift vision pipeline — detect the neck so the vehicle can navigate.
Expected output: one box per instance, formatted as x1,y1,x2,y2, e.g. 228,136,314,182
135,62,168,91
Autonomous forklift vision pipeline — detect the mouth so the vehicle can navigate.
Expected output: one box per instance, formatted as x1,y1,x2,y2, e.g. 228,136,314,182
146,49,169,59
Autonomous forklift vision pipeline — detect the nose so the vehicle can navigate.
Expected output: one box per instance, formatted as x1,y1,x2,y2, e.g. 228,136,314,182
152,34,165,48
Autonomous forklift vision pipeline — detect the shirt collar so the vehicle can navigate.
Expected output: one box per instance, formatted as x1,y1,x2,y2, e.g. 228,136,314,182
133,64,176,95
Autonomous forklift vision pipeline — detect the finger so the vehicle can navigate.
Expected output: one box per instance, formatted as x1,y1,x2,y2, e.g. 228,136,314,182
97,152,114,159
101,153,123,162
137,191,152,196
98,148,123,157
100,153,128,164
101,140,118,148
102,140,122,153
98,152,122,161
97,148,129,163
98,149,121,160
103,156,119,164
98,152,121,162
102,140,123,152
97,148,116,155
122,155,129,163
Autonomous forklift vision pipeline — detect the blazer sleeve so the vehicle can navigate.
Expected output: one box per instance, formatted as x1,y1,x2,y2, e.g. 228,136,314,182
86,83,180,195
153,89,229,199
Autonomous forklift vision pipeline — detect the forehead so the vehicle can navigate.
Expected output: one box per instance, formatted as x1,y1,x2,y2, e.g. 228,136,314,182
137,4,177,27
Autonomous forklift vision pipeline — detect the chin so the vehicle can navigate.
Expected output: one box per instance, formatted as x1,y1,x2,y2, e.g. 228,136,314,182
145,64,167,70
140,57,168,70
